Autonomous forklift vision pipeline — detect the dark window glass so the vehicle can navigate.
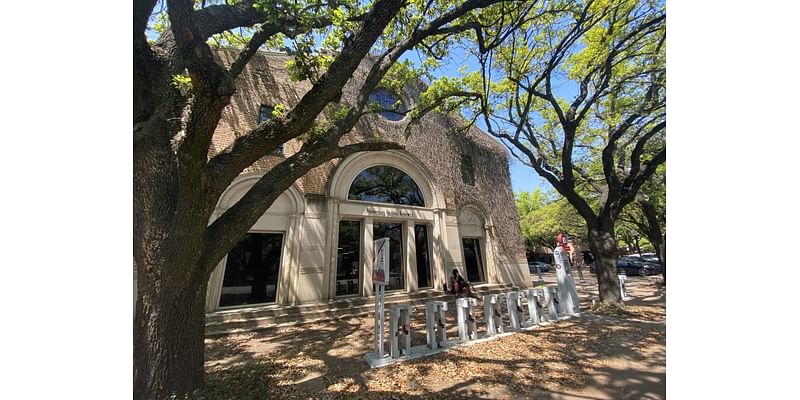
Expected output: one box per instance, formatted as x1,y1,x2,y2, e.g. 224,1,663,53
258,105,273,124
369,89,405,121
462,238,485,283
258,105,283,155
219,233,283,307
336,221,361,296
374,222,404,291
348,165,425,206
415,224,431,288
461,156,475,186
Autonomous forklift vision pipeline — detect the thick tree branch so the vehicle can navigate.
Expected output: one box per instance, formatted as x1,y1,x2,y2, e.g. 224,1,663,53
206,0,407,193
198,140,402,273
135,0,159,41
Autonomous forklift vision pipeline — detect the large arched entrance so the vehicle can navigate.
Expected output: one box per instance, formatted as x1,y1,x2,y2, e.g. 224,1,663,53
327,151,445,298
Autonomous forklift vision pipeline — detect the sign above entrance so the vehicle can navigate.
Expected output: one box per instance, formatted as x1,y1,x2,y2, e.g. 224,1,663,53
366,207,413,218
338,203,434,221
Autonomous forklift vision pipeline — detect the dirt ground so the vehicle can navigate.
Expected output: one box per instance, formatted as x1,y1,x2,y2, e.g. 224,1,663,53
204,273,666,399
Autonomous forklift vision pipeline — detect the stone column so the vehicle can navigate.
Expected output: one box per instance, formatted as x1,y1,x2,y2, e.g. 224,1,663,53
280,213,300,305
289,212,306,306
431,209,446,290
406,222,418,292
363,217,374,297
325,199,340,300
483,225,496,284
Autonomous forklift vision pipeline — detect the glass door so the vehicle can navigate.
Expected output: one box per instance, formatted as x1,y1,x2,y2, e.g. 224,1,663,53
462,238,485,283
374,222,404,291
335,221,362,296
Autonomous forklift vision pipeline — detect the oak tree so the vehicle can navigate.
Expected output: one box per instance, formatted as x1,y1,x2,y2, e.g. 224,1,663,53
133,0,530,397
434,0,666,304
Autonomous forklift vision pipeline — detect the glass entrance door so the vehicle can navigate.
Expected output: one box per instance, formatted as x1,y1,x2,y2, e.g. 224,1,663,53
415,224,431,288
374,222,404,291
462,238,485,283
335,221,361,296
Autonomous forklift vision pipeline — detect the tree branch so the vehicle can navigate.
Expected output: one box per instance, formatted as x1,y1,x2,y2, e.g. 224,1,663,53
199,140,402,273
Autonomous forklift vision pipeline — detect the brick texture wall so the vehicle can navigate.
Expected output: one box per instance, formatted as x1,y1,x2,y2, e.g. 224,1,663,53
210,49,527,264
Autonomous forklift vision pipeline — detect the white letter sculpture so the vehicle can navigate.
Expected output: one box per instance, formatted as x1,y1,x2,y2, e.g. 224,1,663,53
553,245,581,315
544,285,560,320
425,301,448,350
390,304,412,358
483,294,504,336
506,291,525,330
525,288,545,325
456,297,478,341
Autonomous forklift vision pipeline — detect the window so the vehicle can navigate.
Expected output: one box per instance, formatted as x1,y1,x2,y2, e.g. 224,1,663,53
219,233,283,307
368,89,406,121
461,156,475,186
258,104,283,155
335,221,361,296
348,165,425,206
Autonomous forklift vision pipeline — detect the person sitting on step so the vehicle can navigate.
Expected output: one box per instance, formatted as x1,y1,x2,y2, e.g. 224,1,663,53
449,268,473,297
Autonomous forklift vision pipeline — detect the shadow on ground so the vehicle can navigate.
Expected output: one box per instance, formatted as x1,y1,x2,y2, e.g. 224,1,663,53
201,274,666,399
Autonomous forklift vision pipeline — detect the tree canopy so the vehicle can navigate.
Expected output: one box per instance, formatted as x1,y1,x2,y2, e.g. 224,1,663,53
422,0,666,303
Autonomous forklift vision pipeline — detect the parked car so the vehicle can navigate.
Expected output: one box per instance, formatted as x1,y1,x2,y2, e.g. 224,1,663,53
589,258,661,276
528,261,552,274
618,258,661,276
625,252,661,263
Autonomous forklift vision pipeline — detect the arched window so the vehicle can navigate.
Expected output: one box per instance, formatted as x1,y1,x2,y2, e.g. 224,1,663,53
348,165,425,206
368,89,406,121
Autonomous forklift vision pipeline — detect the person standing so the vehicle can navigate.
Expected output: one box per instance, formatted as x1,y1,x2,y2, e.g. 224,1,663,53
568,239,585,281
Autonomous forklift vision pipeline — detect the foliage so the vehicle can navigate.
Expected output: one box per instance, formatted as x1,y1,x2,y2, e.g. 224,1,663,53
135,0,534,397
515,188,586,249
424,0,667,304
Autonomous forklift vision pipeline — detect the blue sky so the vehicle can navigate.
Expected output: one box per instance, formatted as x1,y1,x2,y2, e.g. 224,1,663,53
409,47,560,196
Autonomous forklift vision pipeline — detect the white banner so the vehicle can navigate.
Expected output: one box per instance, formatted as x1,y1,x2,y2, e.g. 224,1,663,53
373,237,389,285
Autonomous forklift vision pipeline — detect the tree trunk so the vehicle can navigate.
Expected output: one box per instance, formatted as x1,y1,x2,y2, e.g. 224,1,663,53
587,226,623,305
641,201,665,284
656,234,666,284
134,138,211,399
133,255,208,400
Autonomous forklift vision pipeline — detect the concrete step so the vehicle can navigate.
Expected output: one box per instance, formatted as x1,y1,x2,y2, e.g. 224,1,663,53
205,283,518,336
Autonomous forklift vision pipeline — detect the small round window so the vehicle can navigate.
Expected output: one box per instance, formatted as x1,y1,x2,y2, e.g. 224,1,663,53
369,89,406,121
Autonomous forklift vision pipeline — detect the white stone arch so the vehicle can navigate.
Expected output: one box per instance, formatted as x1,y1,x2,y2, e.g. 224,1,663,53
206,174,305,312
456,203,495,283
328,150,444,209
216,173,305,214
326,151,444,297
457,203,492,231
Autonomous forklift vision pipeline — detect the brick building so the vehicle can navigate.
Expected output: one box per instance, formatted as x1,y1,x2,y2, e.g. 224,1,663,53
163,51,529,315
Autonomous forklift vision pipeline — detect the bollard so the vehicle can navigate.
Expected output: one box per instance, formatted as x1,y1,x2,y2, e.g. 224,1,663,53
389,304,412,358
425,301,448,350
456,297,478,341
483,294,504,336
618,274,629,299
506,291,525,330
